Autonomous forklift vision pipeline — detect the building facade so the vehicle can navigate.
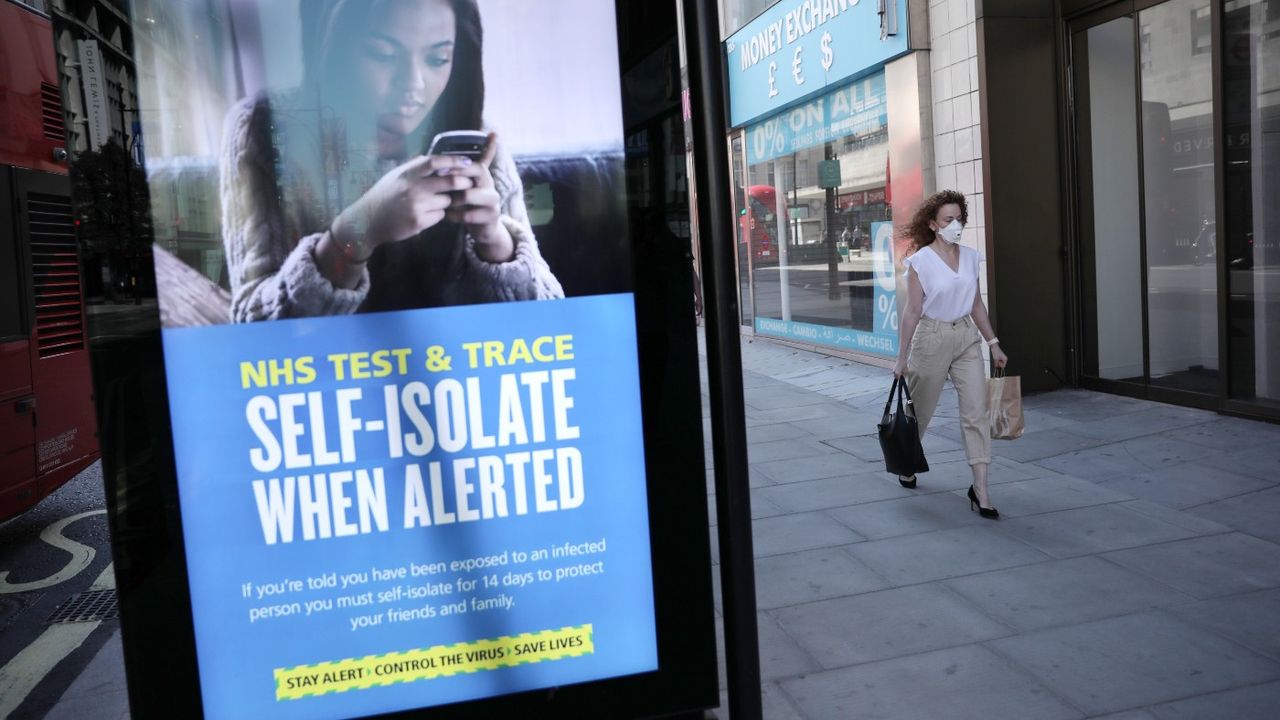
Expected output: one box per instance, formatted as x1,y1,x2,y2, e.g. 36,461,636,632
44,0,138,154
716,0,1277,421
1049,0,1278,420
719,0,969,364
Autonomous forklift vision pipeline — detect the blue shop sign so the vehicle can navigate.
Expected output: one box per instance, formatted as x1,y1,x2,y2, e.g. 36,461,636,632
746,72,886,165
725,0,908,127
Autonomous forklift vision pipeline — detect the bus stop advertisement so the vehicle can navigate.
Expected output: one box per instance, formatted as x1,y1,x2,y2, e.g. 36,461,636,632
84,1,735,717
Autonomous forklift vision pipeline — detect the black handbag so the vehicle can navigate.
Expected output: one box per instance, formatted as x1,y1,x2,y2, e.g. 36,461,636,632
877,377,929,476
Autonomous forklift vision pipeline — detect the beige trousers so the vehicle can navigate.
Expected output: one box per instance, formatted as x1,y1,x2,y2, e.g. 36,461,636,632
907,315,991,466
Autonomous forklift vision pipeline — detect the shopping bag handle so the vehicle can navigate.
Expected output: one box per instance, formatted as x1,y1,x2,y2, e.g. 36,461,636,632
883,376,916,418
882,377,900,416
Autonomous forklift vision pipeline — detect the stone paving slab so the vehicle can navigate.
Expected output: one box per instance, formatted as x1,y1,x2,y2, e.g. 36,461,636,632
994,503,1204,559
749,511,866,558
941,556,1195,633
779,644,1083,720
756,473,913,513
842,524,1052,586
989,427,1103,463
787,416,880,441
1100,463,1275,511
1206,446,1280,482
979,475,1135,517
1166,589,1280,663
744,422,814,444
986,611,1280,716
826,492,996,540
822,429,965,460
753,453,880,484
1147,681,1280,720
747,437,844,464
1118,499,1237,536
1185,486,1280,544
719,682,808,720
772,583,1014,669
1161,417,1280,452
745,386,841,411
1066,404,1219,442
1034,435,1229,480
1102,533,1280,600
751,546,890,611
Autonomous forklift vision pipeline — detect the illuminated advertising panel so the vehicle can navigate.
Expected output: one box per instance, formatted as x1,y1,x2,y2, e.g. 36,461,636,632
131,1,657,716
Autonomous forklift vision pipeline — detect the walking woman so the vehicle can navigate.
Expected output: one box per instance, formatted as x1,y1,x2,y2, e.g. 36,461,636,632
892,190,1008,518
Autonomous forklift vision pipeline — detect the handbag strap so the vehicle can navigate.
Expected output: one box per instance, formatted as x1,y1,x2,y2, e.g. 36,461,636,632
898,377,916,418
883,376,900,416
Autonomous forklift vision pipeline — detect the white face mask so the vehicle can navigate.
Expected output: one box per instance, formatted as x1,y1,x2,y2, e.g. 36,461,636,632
936,219,963,244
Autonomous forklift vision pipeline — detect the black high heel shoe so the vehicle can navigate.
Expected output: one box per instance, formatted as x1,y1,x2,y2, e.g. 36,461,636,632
967,486,999,519
898,475,917,489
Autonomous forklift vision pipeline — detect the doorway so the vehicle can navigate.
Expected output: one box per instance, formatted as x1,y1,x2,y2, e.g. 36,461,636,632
1069,0,1222,403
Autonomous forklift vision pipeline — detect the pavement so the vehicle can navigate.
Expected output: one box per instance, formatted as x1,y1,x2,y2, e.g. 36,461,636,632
39,333,1280,719
706,333,1280,719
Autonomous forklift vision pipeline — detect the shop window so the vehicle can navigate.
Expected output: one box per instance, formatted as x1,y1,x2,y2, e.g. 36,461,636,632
732,72,897,357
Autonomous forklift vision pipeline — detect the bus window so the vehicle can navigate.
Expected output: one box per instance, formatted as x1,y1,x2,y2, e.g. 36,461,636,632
1,195,24,340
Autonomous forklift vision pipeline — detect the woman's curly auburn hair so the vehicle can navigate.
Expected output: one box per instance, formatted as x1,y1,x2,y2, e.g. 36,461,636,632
901,189,969,249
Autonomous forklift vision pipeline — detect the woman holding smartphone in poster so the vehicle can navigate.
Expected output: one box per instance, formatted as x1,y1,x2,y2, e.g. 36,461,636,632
221,0,563,321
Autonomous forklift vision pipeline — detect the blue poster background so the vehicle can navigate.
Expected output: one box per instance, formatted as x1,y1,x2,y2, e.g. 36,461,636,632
160,294,656,720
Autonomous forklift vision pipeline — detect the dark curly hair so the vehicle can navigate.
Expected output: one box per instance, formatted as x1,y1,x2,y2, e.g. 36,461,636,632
902,189,969,249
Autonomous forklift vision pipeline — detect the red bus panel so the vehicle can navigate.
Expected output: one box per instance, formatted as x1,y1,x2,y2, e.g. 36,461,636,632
0,0,66,174
0,1,99,521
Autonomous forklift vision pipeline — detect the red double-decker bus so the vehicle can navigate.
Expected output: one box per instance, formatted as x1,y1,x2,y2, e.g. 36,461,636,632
737,185,785,263
1,0,100,521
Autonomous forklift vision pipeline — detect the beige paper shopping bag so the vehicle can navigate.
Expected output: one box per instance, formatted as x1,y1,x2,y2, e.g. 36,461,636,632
987,370,1024,440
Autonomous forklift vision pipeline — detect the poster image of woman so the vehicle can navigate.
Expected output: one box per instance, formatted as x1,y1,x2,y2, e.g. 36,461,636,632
221,0,562,323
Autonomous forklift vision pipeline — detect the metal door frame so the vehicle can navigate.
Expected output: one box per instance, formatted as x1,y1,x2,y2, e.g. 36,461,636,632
1059,0,1254,416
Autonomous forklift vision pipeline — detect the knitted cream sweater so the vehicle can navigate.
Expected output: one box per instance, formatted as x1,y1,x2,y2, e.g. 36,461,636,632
220,94,564,322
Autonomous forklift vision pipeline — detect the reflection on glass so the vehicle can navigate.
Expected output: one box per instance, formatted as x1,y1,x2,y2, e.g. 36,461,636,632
731,135,754,326
1078,18,1145,381
1140,0,1219,393
743,74,891,349
719,0,782,37
1224,0,1280,406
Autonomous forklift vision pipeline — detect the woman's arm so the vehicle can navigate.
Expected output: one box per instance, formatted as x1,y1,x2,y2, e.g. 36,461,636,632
455,139,564,301
971,293,1008,368
893,266,925,377
221,96,370,321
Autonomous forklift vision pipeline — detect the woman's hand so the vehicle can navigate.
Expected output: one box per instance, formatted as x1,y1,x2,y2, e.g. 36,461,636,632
893,356,908,378
332,153,477,259
992,344,1009,369
445,132,515,263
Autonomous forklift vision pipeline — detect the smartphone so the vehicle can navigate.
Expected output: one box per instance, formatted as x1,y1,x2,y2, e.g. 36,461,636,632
425,130,489,161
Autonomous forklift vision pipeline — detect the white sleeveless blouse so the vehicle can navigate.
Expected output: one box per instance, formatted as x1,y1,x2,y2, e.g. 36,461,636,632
902,244,983,322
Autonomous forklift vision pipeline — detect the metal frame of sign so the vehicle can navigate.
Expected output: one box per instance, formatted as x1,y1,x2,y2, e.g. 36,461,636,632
87,1,724,717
